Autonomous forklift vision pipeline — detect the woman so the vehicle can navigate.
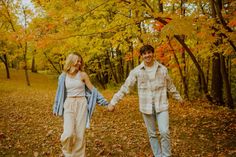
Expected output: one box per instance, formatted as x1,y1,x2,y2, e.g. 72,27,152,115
53,53,109,157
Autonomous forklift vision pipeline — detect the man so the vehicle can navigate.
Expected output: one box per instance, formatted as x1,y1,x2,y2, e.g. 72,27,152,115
108,44,183,157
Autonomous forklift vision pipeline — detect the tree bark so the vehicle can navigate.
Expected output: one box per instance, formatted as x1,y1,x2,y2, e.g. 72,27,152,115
23,42,30,86
174,35,212,102
97,58,107,89
43,52,61,74
211,53,224,104
220,54,234,109
0,54,10,79
168,38,188,99
180,0,186,15
157,0,163,13
116,48,124,82
206,57,211,87
31,56,37,73
214,0,233,32
106,51,118,84
152,17,212,102
125,61,130,78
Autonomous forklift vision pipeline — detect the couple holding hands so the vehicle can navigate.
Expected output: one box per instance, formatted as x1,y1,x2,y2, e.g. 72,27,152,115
53,45,183,157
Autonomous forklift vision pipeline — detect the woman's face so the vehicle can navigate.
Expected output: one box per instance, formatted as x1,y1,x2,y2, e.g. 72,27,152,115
74,56,82,70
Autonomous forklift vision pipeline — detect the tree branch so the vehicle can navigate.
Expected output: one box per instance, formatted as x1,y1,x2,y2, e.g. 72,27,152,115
0,55,5,63
142,0,154,12
214,0,233,32
52,23,135,40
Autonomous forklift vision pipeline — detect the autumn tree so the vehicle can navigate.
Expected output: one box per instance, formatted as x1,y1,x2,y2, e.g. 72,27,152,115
0,0,36,85
2,0,235,108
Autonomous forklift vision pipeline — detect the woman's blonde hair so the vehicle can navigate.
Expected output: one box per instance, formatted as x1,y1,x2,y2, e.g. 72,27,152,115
63,53,84,74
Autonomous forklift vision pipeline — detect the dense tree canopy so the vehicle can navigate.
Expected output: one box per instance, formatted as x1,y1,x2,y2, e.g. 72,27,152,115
1,0,236,108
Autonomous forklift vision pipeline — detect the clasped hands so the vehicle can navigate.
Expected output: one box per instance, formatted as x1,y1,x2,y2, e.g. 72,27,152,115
107,103,115,112
107,99,184,112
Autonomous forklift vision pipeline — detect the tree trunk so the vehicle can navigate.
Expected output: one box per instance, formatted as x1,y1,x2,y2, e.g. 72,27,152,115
43,52,61,74
180,0,186,15
117,49,124,82
210,0,217,17
129,42,134,69
220,54,234,109
210,0,236,53
198,59,206,94
211,53,224,104
214,0,233,32
106,51,118,84
174,35,212,102
118,57,124,82
125,61,130,78
23,42,30,86
97,58,106,89
181,52,188,99
154,17,212,101
31,56,37,73
206,57,211,87
168,38,188,99
157,0,163,13
0,54,10,79
198,73,203,93
199,0,206,15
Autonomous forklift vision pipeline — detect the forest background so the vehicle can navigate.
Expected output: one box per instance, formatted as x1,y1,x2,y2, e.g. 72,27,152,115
0,0,236,156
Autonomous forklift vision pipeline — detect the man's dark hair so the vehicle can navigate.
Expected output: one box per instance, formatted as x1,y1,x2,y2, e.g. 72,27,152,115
140,45,154,55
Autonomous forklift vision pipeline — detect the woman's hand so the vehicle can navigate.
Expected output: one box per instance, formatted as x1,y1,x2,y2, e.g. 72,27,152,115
107,104,115,112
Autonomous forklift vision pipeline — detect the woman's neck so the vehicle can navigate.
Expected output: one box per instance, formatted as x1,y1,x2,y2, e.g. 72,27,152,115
68,70,79,76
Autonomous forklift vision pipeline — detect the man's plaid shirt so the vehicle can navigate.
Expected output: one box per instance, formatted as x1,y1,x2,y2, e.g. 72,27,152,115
110,61,182,114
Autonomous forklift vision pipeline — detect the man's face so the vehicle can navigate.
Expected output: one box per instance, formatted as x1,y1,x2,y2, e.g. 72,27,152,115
141,50,154,66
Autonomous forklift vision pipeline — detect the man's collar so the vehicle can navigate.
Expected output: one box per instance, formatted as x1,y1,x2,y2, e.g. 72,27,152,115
140,61,160,70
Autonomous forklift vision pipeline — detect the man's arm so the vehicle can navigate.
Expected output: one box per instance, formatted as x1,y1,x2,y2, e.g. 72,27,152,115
166,73,183,102
110,70,137,106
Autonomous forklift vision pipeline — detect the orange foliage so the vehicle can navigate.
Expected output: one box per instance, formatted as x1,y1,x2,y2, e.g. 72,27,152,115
124,53,133,61
133,50,140,57
165,18,172,24
197,32,206,38
36,38,52,49
155,41,185,66
153,21,164,31
155,43,172,64
46,24,56,30
153,17,172,31
124,50,140,61
228,19,236,27
232,58,236,65
169,63,180,68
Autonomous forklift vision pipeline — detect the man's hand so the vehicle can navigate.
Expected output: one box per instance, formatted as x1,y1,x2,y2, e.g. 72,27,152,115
107,104,115,112
179,99,184,106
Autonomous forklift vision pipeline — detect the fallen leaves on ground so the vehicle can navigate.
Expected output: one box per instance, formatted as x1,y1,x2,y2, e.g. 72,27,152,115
0,70,235,156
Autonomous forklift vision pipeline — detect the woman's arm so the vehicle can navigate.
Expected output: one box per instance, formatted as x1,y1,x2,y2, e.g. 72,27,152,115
81,72,94,90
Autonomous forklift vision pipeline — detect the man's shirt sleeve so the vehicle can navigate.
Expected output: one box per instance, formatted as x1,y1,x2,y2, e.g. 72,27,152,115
110,70,137,106
166,73,183,101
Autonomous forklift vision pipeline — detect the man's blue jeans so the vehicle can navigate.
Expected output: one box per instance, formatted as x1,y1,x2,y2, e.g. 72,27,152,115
142,110,171,157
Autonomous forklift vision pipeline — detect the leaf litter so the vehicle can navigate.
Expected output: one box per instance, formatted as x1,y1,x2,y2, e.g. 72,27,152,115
0,72,235,157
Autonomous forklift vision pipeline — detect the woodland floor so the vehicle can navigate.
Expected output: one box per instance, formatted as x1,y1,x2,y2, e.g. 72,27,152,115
0,69,236,157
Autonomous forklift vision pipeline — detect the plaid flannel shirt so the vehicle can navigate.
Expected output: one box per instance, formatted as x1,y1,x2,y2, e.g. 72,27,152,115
110,61,182,114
